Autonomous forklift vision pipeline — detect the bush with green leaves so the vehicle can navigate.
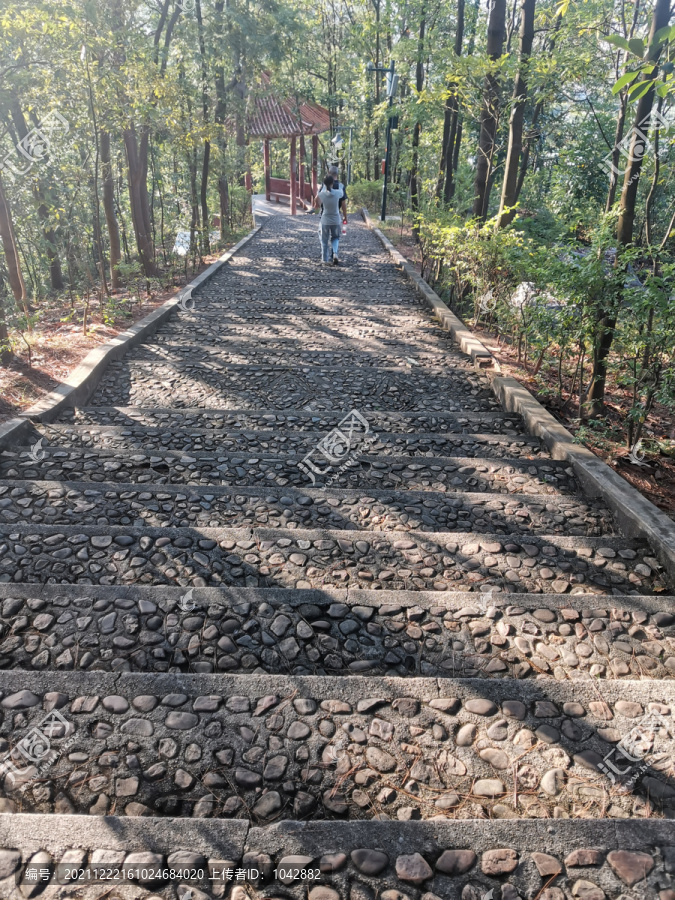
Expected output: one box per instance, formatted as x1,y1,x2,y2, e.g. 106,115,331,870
417,208,675,435
347,179,384,212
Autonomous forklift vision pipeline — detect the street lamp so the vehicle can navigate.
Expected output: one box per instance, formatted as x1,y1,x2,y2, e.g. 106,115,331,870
366,59,398,221
330,126,355,187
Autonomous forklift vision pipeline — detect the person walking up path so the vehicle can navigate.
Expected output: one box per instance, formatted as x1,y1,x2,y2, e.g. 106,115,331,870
314,175,343,265
328,163,349,222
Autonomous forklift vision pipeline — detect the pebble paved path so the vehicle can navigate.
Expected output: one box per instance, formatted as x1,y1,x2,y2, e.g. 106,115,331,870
0,216,674,898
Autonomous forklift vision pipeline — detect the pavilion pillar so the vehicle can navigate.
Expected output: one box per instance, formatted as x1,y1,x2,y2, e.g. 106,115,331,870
299,135,306,208
290,136,297,216
263,139,271,201
312,135,318,195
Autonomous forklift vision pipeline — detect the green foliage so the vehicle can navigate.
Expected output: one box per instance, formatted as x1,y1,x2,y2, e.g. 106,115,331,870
417,195,675,439
347,180,385,211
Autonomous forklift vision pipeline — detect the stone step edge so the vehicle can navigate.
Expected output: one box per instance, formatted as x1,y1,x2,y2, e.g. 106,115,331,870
493,373,675,595
0,582,669,613
133,346,473,361
2,667,675,702
40,426,542,446
0,523,642,549
363,210,497,372
0,479,594,512
19,227,262,429
2,819,673,900
59,406,520,422
114,360,481,377
1,447,572,471
0,812,673,857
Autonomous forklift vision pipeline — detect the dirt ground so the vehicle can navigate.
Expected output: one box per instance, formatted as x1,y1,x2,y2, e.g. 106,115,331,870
0,242,238,423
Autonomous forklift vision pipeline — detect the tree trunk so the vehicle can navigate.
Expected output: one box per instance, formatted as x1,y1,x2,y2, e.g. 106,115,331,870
219,177,230,231
101,131,121,290
124,125,158,276
436,0,464,201
201,142,211,253
84,51,109,297
410,7,426,231
644,92,664,246
472,0,506,219
9,100,65,291
605,0,642,212
0,171,27,307
497,0,536,228
514,98,542,202
189,147,201,262
585,0,670,416
374,0,381,180
196,0,211,255
452,119,463,173
605,99,627,212
436,96,453,201
138,128,154,260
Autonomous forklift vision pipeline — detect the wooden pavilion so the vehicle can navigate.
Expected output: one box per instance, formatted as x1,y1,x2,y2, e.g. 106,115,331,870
247,85,331,215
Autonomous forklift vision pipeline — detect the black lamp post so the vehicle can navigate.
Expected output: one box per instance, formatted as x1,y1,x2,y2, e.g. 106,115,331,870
367,59,398,221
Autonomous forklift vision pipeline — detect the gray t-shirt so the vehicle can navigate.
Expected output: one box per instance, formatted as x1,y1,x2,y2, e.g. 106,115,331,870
318,187,343,223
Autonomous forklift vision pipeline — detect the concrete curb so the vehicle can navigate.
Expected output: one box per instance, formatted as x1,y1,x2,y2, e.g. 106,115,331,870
0,582,670,614
20,225,262,426
361,207,496,371
493,373,675,582
0,416,34,454
362,205,675,586
0,813,248,856
0,814,673,859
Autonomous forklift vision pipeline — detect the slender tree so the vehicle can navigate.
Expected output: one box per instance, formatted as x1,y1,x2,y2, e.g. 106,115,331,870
472,0,506,219
0,171,27,308
585,0,671,416
497,0,536,227
410,2,427,232
8,100,65,291
436,0,464,201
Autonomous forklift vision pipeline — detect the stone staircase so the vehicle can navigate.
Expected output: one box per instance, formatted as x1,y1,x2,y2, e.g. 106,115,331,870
0,215,673,899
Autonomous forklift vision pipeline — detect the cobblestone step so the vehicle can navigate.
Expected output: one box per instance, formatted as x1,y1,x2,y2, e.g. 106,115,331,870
133,339,473,370
1,816,672,900
0,524,662,593
40,425,544,459
151,321,462,358
0,480,613,536
55,406,529,435
89,361,501,412
129,346,473,370
0,671,674,822
0,450,578,494
0,584,672,680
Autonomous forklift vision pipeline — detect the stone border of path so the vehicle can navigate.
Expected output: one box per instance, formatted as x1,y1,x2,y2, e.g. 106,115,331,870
0,226,262,454
1,814,674,864
362,207,675,584
361,210,497,370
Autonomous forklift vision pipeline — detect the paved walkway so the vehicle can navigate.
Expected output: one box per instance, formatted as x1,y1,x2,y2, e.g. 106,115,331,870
252,193,311,222
0,216,674,898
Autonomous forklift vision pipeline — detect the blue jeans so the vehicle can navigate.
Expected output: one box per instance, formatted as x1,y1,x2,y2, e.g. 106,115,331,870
320,221,340,262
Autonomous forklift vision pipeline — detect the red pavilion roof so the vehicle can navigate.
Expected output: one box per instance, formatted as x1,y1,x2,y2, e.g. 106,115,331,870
247,83,330,139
